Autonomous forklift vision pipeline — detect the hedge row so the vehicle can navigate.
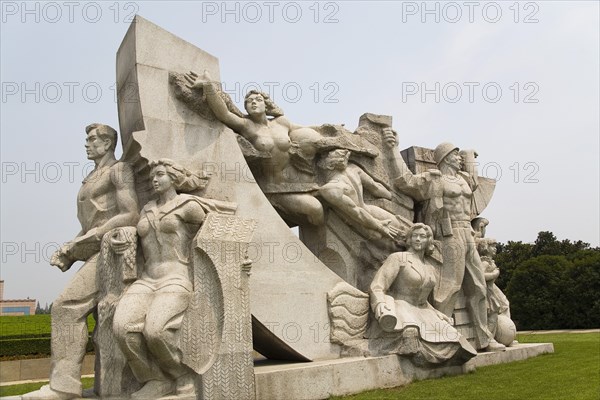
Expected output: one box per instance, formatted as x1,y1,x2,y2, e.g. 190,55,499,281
0,333,55,340
0,336,94,357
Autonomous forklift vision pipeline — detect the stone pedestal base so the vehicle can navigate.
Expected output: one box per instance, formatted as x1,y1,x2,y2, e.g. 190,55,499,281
254,343,554,400
9,343,553,400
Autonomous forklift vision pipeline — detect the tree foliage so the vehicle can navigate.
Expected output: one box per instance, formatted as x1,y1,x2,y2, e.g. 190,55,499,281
496,231,599,330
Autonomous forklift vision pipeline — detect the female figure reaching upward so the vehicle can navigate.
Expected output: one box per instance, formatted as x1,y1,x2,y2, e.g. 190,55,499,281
185,70,325,226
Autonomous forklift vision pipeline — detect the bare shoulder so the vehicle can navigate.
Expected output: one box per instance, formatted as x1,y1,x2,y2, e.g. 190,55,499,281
176,194,206,213
110,161,135,187
272,115,291,128
319,181,343,195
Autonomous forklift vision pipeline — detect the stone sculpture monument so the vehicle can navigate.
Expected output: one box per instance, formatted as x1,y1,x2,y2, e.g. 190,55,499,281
21,15,552,400
24,124,139,400
473,219,518,347
393,142,506,352
368,223,477,365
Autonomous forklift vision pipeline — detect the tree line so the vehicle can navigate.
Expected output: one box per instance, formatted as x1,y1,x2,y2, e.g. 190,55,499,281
495,231,600,330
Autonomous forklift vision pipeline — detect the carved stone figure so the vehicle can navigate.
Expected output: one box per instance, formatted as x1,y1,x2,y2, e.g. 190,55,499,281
317,148,403,244
300,119,416,292
472,217,489,240
477,237,518,347
24,124,139,400
109,159,209,398
367,223,477,365
183,70,326,227
392,141,505,352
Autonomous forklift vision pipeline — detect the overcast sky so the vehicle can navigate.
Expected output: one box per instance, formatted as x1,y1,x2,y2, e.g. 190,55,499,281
1,1,598,305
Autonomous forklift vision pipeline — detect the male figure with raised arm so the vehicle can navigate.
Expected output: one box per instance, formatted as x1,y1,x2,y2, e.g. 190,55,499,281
383,129,504,352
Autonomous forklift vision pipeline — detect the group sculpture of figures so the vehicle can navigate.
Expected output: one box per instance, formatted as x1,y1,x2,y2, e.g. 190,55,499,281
27,65,517,399
367,223,477,365
180,71,515,354
26,126,243,399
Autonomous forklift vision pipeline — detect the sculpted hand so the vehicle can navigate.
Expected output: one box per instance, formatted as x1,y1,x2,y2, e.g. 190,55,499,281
289,141,300,152
184,70,215,92
109,229,130,255
241,257,253,275
382,128,397,149
435,309,453,324
50,243,74,272
426,169,442,178
379,220,399,240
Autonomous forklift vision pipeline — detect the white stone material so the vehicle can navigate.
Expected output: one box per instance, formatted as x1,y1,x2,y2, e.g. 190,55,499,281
254,343,554,400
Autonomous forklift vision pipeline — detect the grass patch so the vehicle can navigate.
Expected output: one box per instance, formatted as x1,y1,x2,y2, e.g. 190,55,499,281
332,332,600,400
0,315,52,339
0,378,94,397
0,315,95,339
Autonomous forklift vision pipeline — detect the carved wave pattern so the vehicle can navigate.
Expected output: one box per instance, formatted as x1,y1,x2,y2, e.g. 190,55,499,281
327,283,370,345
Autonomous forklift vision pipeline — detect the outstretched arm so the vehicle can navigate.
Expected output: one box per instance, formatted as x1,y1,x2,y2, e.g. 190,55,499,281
460,149,479,189
182,200,207,227
381,128,412,181
184,70,249,135
319,183,394,239
351,165,392,200
381,127,441,201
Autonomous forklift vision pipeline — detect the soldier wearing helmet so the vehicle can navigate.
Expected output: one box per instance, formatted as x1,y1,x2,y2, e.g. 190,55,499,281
390,138,505,352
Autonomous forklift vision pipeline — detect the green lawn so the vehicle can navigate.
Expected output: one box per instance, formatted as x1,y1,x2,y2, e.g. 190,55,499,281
0,315,95,338
0,378,94,398
332,332,599,400
0,315,96,360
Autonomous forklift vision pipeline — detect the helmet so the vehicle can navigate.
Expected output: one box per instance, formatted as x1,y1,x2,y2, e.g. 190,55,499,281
434,142,459,165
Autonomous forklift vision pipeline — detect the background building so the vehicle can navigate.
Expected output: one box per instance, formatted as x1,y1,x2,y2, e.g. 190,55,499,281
0,280,37,316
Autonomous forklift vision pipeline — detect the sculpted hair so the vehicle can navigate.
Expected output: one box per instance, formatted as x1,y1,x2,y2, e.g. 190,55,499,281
244,90,284,117
405,223,435,255
86,123,118,151
471,217,489,230
477,237,497,256
317,149,350,170
149,159,208,193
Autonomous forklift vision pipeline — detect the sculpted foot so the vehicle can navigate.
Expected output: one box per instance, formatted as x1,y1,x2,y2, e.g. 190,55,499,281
22,385,77,400
130,379,174,399
484,339,506,352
